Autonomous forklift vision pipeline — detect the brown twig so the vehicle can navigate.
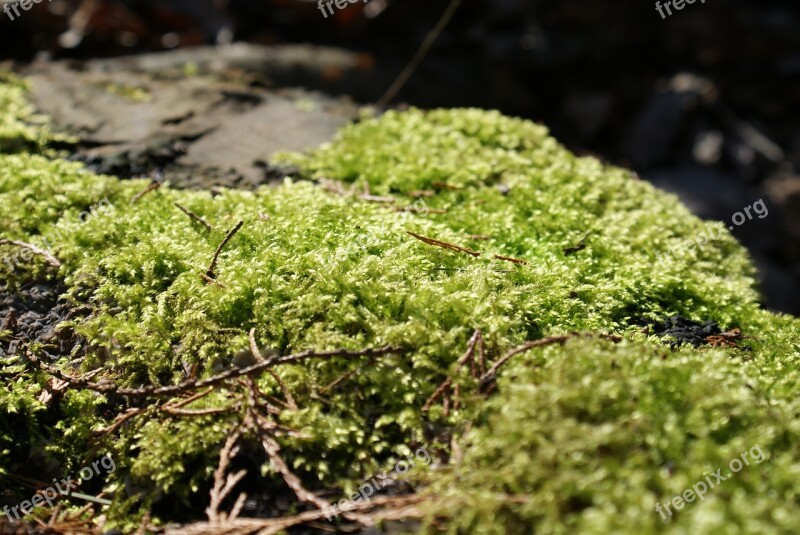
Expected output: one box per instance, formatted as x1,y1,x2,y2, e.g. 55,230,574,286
167,386,217,409
478,333,622,392
206,220,244,279
493,254,528,265
479,336,572,391
406,231,480,257
174,203,213,231
130,181,161,204
199,272,227,288
28,345,405,399
0,239,61,268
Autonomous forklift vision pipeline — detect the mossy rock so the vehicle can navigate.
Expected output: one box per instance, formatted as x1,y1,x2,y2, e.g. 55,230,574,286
0,79,798,533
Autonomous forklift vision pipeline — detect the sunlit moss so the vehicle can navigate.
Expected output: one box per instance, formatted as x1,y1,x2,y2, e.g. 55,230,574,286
1,83,798,532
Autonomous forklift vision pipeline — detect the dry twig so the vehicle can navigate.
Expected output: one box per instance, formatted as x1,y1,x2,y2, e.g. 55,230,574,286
28,346,404,399
493,254,528,265
130,181,161,204
206,220,244,280
407,231,480,257
175,203,213,231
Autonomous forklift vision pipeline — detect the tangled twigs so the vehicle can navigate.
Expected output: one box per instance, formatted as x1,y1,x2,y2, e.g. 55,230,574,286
407,231,480,257
241,377,372,527
169,494,428,535
423,329,483,414
207,427,247,524
0,239,61,268
206,220,244,280
28,345,405,398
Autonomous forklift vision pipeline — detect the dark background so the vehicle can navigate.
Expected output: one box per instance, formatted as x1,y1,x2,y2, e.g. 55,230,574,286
1,0,798,313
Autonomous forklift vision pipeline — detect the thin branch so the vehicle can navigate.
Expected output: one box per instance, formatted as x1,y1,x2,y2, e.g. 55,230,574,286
480,336,571,389
28,345,405,398
206,220,244,279
175,203,213,231
130,181,161,204
167,386,217,409
406,231,480,257
377,0,464,108
493,254,528,265
0,239,61,268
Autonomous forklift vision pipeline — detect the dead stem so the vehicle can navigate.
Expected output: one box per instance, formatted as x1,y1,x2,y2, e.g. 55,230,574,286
407,231,480,257
493,254,528,265
206,220,244,279
27,345,405,398
174,202,213,231
130,181,161,204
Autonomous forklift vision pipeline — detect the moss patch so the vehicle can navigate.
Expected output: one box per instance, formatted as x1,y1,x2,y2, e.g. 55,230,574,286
1,83,798,533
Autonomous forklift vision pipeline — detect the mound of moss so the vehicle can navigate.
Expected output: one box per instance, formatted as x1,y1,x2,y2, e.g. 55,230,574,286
1,81,798,533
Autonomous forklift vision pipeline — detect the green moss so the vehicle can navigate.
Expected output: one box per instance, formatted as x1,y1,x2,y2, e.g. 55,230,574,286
1,83,798,532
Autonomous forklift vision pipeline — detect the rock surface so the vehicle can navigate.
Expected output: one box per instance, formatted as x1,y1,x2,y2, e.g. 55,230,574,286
23,44,364,189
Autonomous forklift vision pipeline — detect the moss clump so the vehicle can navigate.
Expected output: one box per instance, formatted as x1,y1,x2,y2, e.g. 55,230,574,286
1,84,798,533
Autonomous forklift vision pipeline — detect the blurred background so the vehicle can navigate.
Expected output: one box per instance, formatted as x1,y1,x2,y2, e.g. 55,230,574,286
1,0,798,313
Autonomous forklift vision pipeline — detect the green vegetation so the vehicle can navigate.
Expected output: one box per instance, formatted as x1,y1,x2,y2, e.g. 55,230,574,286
0,81,798,533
